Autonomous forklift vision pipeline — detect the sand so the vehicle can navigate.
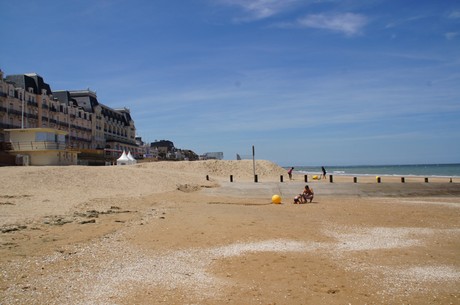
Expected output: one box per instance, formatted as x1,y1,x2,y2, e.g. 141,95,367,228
0,160,459,304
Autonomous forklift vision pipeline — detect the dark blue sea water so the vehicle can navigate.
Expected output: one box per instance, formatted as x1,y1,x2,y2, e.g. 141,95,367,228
288,164,460,178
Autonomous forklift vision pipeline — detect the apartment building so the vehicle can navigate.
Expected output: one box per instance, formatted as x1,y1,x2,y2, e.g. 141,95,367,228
0,69,139,160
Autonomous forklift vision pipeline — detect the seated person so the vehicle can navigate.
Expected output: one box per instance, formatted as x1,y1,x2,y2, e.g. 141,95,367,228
301,185,314,203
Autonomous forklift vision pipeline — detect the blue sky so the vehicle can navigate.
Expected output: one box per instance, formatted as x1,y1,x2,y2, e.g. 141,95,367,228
1,0,459,166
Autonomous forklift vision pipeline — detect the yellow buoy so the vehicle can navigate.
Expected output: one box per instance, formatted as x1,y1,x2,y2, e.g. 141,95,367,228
271,194,282,204
313,175,318,180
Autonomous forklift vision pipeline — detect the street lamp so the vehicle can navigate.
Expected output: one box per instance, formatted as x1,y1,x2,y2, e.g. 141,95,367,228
21,97,24,129
8,102,13,128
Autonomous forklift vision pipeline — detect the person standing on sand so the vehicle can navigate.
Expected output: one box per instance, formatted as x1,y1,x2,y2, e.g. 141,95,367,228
321,166,327,179
288,167,294,180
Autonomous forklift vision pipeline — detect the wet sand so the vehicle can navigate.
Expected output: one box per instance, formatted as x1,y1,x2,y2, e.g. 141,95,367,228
0,161,459,304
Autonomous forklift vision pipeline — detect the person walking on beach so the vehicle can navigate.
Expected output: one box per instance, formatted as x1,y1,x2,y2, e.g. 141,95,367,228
321,166,327,179
288,167,294,180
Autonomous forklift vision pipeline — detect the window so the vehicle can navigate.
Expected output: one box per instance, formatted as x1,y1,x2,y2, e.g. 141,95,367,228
57,134,65,143
36,132,48,141
36,132,56,142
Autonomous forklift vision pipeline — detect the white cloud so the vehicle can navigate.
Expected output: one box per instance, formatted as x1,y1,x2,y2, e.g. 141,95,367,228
445,32,459,40
385,15,426,29
218,0,302,20
298,12,368,36
444,32,458,40
448,10,460,19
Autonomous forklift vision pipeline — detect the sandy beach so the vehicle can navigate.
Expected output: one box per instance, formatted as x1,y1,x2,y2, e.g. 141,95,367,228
1,160,459,304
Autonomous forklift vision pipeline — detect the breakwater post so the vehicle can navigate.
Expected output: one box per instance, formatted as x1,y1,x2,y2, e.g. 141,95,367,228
254,175,258,183
304,175,308,182
401,177,405,183
353,177,357,183
329,175,333,183
376,176,381,183
206,175,209,181
425,177,429,183
280,175,283,182
230,175,233,182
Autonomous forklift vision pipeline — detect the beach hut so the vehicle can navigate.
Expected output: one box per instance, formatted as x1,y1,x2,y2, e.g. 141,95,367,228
127,151,136,164
117,150,130,165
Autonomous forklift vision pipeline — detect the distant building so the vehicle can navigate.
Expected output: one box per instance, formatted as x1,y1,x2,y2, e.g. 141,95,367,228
180,149,199,161
135,136,147,158
151,140,175,159
148,140,199,161
202,152,224,160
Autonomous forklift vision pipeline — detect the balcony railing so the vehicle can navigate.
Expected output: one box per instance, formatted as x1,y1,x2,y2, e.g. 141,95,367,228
72,137,92,143
0,123,17,129
0,109,23,116
8,141,68,151
105,135,137,146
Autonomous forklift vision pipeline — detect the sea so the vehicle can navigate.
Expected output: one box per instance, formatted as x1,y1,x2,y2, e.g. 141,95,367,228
287,164,460,178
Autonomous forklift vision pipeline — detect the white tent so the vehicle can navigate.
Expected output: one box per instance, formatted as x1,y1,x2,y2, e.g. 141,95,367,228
127,151,137,164
117,150,130,165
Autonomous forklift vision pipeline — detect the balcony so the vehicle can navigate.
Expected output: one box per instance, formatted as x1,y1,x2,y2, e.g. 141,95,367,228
73,137,92,143
0,123,17,129
58,121,69,127
105,135,137,146
8,141,67,151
